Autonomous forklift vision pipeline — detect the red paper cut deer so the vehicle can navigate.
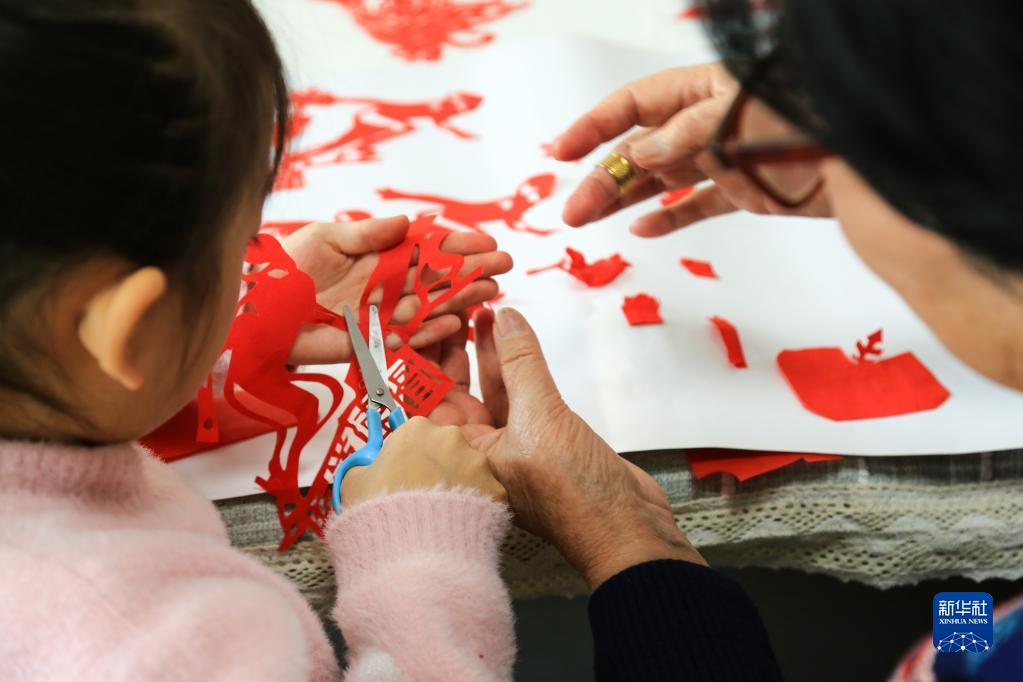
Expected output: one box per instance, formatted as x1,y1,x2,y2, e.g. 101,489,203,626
322,0,529,62
276,90,483,190
377,173,557,235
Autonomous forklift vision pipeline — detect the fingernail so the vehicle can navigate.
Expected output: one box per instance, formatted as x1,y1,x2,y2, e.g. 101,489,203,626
631,134,668,164
495,308,528,338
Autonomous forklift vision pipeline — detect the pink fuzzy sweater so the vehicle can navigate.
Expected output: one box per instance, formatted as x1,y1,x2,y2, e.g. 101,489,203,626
0,440,515,681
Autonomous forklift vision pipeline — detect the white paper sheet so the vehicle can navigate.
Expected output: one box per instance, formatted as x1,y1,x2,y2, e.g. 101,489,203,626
169,13,1023,501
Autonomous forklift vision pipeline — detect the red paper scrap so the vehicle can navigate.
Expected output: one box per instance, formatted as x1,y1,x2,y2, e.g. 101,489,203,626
276,89,483,191
677,6,707,20
687,449,843,482
377,173,556,235
661,186,695,205
321,0,529,62
526,247,630,287
777,329,951,421
709,316,748,369
680,257,718,279
622,294,663,326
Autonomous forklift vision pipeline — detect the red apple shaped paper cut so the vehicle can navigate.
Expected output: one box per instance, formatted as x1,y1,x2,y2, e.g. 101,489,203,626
777,330,951,421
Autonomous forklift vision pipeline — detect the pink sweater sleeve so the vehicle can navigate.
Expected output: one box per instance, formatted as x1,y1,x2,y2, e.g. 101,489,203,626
327,490,516,681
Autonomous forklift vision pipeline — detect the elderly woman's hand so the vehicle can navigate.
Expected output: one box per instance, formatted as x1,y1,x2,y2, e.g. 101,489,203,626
463,308,706,590
556,62,831,237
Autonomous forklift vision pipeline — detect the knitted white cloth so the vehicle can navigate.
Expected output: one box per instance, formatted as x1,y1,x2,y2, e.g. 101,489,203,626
219,449,1023,615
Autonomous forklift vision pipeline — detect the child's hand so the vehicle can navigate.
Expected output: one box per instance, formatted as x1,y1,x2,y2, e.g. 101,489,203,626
340,416,507,506
280,216,512,365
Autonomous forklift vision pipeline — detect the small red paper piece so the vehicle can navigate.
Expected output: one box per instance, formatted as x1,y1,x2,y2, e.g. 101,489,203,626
709,317,748,369
777,329,951,421
322,0,529,62
680,257,718,279
661,186,695,205
526,248,630,287
622,294,663,326
276,90,483,190
687,449,843,481
377,173,557,235
677,6,707,20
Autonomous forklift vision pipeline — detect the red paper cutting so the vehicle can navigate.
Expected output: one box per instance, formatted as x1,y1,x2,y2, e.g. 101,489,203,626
709,316,748,369
262,215,483,549
677,7,707,20
377,173,556,235
622,294,663,326
661,186,695,205
680,257,718,279
777,329,951,421
321,0,529,62
144,216,481,549
526,247,630,287
687,449,843,481
276,90,483,191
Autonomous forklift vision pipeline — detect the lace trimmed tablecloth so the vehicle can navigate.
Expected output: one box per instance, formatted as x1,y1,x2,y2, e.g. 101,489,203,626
217,450,1023,618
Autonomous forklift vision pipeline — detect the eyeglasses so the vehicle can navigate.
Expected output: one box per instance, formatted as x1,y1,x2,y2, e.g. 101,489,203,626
710,88,832,208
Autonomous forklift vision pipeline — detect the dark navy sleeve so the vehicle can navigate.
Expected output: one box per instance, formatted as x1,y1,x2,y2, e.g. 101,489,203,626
588,560,784,681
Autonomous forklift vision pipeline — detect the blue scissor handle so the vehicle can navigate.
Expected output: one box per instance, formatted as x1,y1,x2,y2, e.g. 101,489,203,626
332,406,407,512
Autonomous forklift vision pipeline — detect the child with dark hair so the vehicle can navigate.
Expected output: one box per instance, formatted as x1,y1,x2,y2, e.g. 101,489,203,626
0,1,515,679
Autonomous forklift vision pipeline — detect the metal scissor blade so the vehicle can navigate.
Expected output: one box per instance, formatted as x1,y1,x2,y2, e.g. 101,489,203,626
343,304,398,413
368,304,388,380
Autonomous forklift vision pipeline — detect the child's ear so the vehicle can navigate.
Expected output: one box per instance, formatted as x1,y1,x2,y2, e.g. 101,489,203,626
78,267,168,391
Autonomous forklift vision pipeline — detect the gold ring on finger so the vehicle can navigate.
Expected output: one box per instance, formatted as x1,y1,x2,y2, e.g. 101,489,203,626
597,152,639,192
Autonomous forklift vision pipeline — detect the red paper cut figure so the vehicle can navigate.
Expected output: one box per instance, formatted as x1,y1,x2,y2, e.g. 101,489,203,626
221,236,347,516
777,329,951,421
276,90,483,191
257,216,484,549
377,173,557,235
709,316,748,369
526,247,630,287
322,0,529,62
661,186,695,205
680,257,718,279
261,210,374,238
622,294,663,326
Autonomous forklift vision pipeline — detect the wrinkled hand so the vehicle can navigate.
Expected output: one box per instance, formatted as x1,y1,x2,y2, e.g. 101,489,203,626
340,416,506,507
459,308,706,591
280,216,512,365
556,62,831,237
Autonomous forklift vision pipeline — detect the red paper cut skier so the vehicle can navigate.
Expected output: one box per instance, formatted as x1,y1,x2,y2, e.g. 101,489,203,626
709,316,747,368
680,257,718,279
526,247,630,287
777,329,951,421
377,173,557,235
276,90,483,190
261,210,374,238
322,0,529,62
622,294,663,326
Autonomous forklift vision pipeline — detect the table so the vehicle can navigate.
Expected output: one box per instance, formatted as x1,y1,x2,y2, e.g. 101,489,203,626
218,449,1023,618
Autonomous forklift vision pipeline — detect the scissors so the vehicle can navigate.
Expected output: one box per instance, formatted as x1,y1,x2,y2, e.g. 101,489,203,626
331,304,407,512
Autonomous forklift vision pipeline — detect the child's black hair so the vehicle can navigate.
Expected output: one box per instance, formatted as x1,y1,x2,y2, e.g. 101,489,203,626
0,0,288,407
